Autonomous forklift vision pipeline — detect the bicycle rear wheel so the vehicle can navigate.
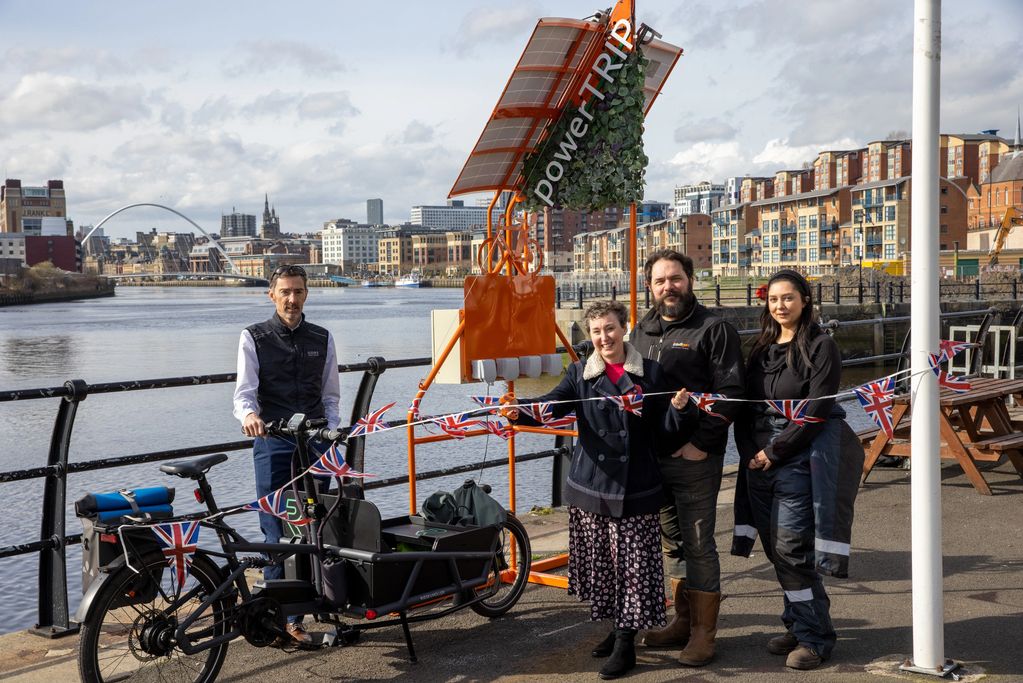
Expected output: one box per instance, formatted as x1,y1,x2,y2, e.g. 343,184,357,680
78,552,232,683
470,514,531,618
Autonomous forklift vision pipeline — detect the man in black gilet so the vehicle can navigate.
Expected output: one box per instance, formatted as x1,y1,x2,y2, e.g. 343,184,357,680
232,265,340,645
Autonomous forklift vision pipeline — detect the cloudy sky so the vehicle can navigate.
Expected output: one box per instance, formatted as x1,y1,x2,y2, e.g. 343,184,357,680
2,0,1021,238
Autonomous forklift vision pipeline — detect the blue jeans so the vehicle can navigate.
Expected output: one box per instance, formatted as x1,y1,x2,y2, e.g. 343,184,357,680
252,435,326,624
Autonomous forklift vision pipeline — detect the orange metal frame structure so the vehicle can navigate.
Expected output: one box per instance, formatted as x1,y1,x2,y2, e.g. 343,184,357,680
404,0,679,591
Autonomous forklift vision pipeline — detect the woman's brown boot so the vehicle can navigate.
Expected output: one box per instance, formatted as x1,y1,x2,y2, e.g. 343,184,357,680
641,579,689,647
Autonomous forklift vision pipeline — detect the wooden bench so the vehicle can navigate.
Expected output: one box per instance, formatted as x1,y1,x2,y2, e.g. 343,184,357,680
962,433,1023,471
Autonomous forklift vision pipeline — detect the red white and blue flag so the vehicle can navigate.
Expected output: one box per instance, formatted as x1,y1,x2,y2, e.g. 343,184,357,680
766,399,825,426
243,488,310,526
151,521,201,587
408,395,423,421
349,401,396,437
938,339,972,363
308,443,371,479
690,392,727,420
470,395,503,412
519,402,554,423
608,386,645,416
928,354,972,393
432,413,481,439
544,412,577,429
853,376,897,439
483,419,514,440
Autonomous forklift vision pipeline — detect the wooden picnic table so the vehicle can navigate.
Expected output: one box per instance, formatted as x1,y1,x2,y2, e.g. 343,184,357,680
861,376,1023,495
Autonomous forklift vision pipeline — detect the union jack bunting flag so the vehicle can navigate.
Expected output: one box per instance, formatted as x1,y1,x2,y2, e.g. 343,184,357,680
608,386,645,416
926,354,970,392
349,401,396,437
766,399,825,426
308,443,370,478
151,521,201,587
938,339,972,363
689,392,727,419
519,402,554,423
408,395,423,421
243,488,310,526
470,395,503,411
432,413,481,439
544,412,577,429
853,376,896,439
483,419,514,440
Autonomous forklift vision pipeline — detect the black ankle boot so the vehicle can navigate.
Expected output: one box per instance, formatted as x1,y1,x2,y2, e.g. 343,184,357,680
598,629,636,680
591,629,616,657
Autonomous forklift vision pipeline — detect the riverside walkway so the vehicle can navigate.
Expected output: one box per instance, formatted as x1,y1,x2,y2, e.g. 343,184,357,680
2,461,1020,682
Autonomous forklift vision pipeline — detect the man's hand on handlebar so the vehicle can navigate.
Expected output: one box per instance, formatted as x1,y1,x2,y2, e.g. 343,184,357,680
242,412,266,438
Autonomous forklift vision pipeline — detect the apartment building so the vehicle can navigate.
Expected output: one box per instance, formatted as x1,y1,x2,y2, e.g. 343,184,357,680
321,219,377,273
0,179,69,235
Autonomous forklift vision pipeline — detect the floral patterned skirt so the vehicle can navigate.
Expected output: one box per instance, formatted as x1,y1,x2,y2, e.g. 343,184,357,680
567,507,666,630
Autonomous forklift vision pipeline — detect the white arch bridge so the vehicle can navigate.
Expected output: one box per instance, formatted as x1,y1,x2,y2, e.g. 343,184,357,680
83,203,268,284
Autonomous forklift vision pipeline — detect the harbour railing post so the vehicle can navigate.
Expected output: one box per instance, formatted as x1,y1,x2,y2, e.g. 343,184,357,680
874,281,881,303
556,286,561,309
834,282,841,305
551,435,573,507
715,283,721,307
816,281,823,304
611,284,617,301
975,279,981,301
32,379,89,638
746,283,752,306
577,286,583,309
1014,279,1019,300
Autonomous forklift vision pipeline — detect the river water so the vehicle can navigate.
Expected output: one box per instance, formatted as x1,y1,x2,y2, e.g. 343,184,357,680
0,286,877,633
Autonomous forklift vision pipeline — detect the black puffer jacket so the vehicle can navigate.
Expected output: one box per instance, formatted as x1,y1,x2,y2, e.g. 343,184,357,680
631,302,745,456
515,343,692,518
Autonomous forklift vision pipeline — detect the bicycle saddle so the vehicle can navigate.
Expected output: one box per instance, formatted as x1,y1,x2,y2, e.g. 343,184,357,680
160,453,229,479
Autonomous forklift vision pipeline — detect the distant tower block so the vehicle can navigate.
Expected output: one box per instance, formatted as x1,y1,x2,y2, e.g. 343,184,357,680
367,198,383,226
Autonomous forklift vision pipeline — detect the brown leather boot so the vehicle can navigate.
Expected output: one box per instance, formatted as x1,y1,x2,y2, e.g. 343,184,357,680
677,589,721,667
641,578,689,647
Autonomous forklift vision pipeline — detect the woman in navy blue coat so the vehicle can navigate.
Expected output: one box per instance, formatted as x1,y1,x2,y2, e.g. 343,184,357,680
507,300,692,680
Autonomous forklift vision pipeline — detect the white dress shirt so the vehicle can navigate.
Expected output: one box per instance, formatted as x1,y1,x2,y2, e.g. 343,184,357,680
232,327,341,430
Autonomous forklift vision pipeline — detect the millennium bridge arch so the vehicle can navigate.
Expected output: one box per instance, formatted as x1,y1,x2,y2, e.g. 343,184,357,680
82,203,240,276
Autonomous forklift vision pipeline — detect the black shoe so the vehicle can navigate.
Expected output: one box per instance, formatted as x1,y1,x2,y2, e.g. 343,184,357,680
592,629,616,658
598,629,637,680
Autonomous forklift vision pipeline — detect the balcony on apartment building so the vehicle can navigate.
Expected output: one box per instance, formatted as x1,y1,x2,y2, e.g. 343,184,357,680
819,221,839,233
780,238,798,251
746,228,761,238
780,223,797,236
865,234,884,247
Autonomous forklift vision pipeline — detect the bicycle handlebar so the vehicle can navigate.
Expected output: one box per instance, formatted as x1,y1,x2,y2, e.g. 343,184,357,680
262,415,345,444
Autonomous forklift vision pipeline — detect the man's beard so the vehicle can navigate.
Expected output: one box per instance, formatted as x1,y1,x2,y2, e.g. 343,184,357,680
655,288,696,319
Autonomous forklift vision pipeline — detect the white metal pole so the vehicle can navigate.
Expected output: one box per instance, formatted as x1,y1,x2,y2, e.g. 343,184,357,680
909,0,944,670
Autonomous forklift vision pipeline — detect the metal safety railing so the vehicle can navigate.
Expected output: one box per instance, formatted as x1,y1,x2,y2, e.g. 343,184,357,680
0,356,574,637
0,306,1006,638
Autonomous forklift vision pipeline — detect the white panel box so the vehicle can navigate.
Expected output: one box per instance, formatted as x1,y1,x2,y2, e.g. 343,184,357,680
430,309,463,384
494,357,520,380
519,355,542,378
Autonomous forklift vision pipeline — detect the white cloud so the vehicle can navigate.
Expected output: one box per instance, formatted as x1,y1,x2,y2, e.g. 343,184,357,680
223,41,345,77
675,118,737,144
399,120,435,144
0,74,149,132
752,137,860,169
450,4,542,57
666,141,747,182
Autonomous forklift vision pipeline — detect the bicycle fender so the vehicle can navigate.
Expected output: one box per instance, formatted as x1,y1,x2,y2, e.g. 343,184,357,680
74,554,128,623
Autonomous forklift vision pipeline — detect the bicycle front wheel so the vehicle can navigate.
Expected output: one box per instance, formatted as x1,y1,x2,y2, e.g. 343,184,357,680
470,514,532,618
78,552,232,683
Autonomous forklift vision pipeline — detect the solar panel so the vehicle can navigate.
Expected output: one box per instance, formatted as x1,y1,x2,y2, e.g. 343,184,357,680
449,17,682,199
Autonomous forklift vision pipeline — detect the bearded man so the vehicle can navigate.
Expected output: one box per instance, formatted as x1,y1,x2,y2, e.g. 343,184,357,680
630,249,745,667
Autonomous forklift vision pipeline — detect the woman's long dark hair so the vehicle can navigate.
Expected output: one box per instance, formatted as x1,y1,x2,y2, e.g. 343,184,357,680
749,269,819,372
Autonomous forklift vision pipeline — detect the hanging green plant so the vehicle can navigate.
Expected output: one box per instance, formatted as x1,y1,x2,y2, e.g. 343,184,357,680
520,46,649,213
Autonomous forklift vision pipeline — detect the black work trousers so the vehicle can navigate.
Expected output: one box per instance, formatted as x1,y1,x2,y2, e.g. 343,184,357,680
656,453,723,592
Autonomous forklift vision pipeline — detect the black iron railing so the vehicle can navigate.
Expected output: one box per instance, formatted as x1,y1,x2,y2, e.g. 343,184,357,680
0,306,1007,637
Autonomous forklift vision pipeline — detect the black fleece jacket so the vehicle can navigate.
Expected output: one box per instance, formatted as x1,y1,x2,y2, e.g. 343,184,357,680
631,302,745,455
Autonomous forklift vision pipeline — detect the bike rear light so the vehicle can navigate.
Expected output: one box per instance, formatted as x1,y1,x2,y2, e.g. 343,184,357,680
194,488,205,504
100,533,118,544
365,609,378,620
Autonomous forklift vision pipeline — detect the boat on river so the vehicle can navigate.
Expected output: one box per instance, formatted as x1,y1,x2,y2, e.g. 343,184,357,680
395,272,422,288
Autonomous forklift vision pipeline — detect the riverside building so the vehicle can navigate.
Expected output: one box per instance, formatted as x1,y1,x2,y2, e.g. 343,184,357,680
320,219,378,273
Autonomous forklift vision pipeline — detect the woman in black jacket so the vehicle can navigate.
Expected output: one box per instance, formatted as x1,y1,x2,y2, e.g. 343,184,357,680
506,300,691,680
734,269,862,671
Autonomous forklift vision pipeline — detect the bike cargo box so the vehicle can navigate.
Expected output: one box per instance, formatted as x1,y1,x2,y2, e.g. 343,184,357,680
319,495,500,610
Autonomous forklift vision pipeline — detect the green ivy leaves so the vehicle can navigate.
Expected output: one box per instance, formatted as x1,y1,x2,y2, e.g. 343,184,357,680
520,47,649,213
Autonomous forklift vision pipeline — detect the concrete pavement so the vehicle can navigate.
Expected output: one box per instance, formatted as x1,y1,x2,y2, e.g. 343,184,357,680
2,459,1021,682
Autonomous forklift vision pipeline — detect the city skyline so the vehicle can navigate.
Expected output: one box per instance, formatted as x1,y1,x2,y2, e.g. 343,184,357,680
1,0,1020,239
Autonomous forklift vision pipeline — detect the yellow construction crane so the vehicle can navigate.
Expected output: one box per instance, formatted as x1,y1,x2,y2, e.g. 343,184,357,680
987,206,1023,266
